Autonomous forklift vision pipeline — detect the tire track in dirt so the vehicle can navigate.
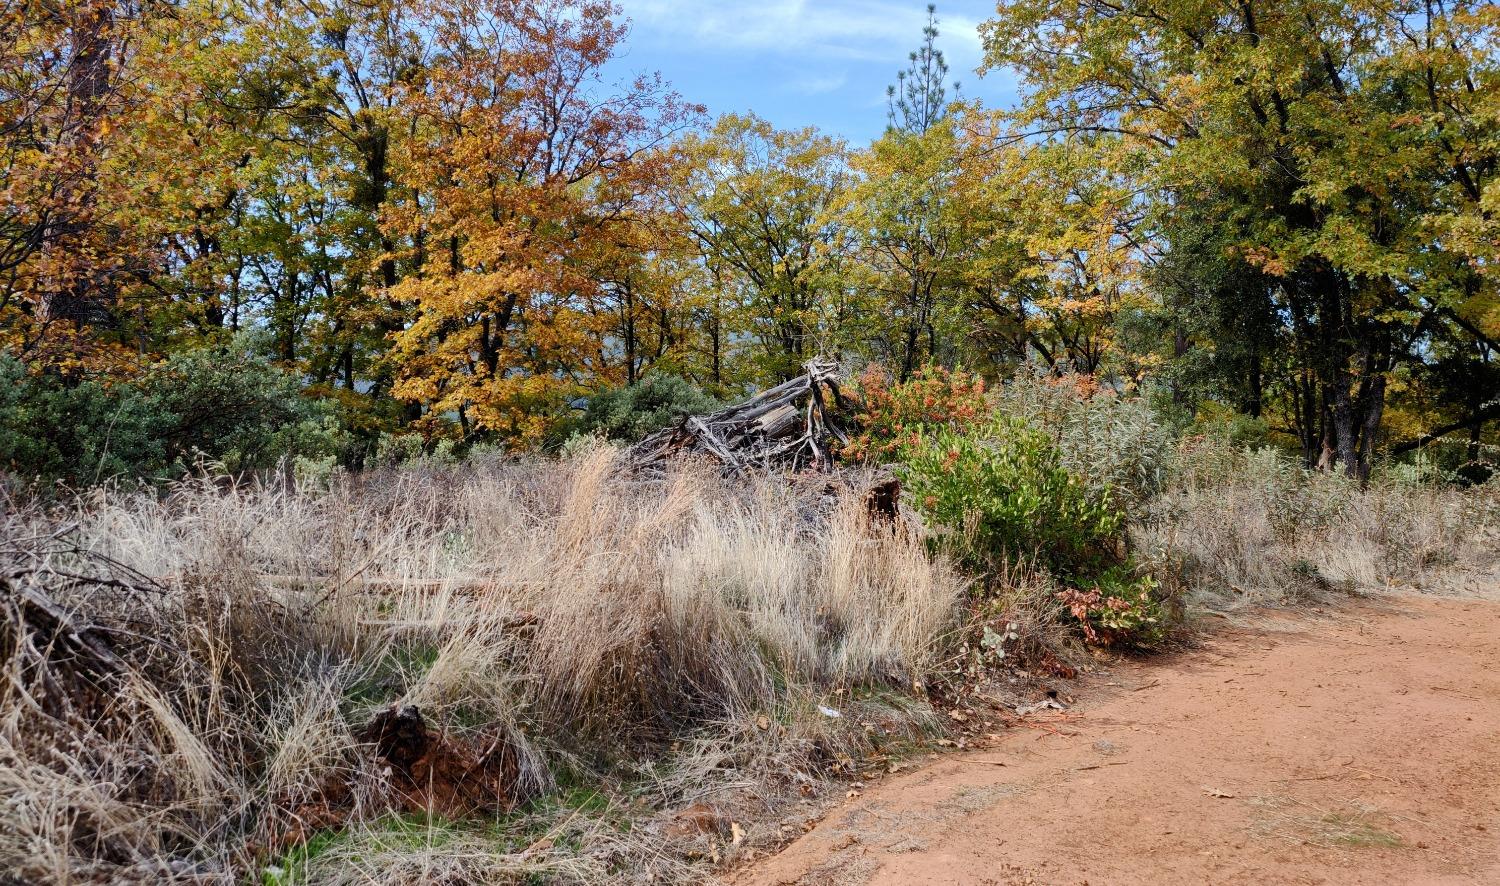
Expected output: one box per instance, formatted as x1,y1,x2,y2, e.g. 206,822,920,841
736,594,1500,886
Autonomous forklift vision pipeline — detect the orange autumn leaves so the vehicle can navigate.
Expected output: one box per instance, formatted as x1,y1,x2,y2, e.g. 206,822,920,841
384,0,697,444
843,364,988,463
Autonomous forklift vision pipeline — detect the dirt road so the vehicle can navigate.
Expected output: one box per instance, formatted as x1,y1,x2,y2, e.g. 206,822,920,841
738,595,1500,885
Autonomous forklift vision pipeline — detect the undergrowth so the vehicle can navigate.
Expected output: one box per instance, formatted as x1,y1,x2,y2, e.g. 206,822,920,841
0,448,962,884
1,375,1495,885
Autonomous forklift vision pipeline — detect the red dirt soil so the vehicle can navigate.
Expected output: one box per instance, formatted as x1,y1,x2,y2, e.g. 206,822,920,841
736,594,1500,886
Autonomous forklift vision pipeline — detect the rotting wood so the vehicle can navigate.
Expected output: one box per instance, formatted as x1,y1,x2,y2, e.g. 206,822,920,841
359,702,525,818
629,359,850,476
4,571,128,679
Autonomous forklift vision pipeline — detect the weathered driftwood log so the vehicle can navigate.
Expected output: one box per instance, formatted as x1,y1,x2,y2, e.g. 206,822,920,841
628,359,852,476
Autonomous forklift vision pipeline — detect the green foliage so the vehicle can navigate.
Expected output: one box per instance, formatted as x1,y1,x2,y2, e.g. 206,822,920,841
886,4,953,136
0,345,340,485
567,374,719,444
1057,568,1164,647
982,0,1499,480
374,432,451,467
896,414,1122,576
893,408,1168,646
1188,402,1285,452
0,354,166,485
675,113,854,383
7,0,1497,475
996,372,1177,517
139,345,343,474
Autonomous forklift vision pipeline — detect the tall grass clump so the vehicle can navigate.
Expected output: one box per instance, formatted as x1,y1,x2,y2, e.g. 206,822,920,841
0,446,964,884
1138,436,1500,607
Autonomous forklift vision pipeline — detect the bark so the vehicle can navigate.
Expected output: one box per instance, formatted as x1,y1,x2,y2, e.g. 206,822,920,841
623,281,637,384
1354,372,1387,485
1331,375,1359,475
1171,327,1188,407
1247,344,1263,419
629,359,849,476
1316,390,1337,472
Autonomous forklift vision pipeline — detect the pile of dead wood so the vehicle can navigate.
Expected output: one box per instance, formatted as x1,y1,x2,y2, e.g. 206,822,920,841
628,359,853,476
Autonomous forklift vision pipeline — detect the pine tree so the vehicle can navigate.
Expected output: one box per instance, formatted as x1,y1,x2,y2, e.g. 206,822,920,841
886,4,956,136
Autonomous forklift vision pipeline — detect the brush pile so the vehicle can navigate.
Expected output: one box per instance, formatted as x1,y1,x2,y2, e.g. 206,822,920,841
628,359,853,476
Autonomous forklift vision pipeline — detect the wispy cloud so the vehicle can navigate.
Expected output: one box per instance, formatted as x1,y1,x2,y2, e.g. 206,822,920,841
786,72,850,95
620,1,987,69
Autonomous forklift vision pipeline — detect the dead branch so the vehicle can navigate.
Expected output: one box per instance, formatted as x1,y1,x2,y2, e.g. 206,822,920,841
628,359,852,476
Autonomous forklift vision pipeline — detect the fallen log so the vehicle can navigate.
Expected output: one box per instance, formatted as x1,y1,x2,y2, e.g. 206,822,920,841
3,570,128,680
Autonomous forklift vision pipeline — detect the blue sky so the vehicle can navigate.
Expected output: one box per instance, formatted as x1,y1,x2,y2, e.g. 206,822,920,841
608,1,1018,145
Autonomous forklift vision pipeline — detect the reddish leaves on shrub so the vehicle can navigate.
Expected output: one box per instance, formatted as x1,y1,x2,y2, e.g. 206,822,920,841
842,364,987,463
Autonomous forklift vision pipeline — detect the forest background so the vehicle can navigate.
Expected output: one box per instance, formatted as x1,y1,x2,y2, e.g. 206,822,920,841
3,0,1497,484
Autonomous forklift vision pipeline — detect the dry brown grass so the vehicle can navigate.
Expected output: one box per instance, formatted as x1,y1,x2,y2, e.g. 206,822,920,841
1136,442,1500,609
0,445,966,884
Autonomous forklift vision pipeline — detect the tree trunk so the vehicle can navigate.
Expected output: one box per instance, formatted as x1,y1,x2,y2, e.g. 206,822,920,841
623,282,637,384
1247,344,1263,418
1171,327,1188,407
1331,375,1360,475
1316,390,1337,472
1355,372,1386,484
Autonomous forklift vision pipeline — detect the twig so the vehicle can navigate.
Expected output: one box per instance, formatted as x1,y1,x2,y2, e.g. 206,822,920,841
1429,685,1480,700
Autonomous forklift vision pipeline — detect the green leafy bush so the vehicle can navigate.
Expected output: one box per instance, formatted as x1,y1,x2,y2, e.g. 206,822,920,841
1057,568,1165,647
566,374,719,443
0,345,341,485
138,346,343,474
897,415,1122,574
895,413,1167,646
0,354,166,484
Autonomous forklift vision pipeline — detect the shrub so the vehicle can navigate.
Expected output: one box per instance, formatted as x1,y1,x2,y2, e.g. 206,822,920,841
0,344,341,485
1140,436,1500,605
566,374,719,443
843,364,987,463
895,413,1167,646
138,345,343,475
1057,567,1165,647
994,371,1177,517
1189,401,1283,451
372,432,467,468
897,415,1121,575
846,368,1173,646
0,353,168,484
